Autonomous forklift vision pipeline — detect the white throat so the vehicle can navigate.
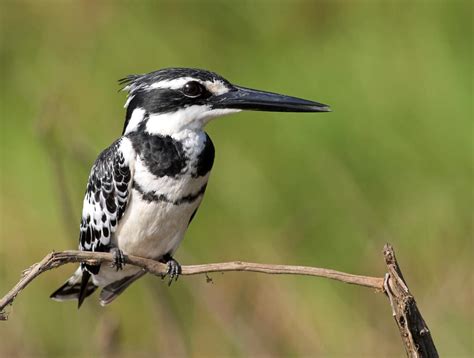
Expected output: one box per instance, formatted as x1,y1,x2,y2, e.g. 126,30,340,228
144,106,240,136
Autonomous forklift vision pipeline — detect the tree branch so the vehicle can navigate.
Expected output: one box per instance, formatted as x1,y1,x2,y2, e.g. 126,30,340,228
0,250,383,320
0,246,438,358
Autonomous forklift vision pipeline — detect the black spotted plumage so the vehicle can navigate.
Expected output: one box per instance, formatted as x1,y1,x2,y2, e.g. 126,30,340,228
79,139,131,273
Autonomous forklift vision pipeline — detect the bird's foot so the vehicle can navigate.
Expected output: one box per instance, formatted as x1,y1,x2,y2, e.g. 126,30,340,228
110,248,125,271
160,253,181,286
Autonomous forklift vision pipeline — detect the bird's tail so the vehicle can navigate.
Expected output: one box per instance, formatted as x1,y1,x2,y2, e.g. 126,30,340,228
99,270,146,306
50,267,98,308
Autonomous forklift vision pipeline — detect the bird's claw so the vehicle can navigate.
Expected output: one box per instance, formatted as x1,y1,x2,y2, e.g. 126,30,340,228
160,254,181,286
111,248,125,271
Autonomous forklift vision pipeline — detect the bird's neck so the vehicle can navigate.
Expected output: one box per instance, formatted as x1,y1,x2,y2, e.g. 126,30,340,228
144,106,209,137
123,104,209,136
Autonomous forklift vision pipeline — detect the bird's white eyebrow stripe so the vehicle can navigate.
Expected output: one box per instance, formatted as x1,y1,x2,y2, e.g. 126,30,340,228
148,77,197,90
148,78,230,95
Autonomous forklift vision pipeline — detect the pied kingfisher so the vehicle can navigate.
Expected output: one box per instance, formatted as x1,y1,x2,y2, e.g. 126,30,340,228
51,68,330,307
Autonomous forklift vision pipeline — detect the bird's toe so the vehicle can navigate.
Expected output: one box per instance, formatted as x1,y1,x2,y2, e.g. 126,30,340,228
110,248,126,271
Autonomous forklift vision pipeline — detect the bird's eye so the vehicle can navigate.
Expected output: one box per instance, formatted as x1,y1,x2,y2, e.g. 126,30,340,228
182,81,204,98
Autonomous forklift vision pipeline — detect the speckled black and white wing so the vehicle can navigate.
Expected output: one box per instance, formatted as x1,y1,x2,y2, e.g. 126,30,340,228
79,138,135,267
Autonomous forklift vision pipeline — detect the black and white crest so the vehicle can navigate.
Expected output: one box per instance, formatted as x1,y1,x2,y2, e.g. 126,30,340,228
118,68,230,93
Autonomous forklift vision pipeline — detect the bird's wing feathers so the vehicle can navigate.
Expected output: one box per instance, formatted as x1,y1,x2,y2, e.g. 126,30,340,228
79,138,134,258
51,138,135,306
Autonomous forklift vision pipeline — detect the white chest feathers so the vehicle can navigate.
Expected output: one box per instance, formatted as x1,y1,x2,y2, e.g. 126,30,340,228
114,129,213,260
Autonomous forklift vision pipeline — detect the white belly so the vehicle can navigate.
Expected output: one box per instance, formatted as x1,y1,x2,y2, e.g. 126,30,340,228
114,187,203,259
91,189,203,288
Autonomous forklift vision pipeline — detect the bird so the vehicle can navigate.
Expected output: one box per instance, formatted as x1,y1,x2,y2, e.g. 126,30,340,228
50,67,330,307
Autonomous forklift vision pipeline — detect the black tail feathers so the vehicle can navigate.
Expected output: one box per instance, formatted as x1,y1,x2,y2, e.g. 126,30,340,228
50,268,97,308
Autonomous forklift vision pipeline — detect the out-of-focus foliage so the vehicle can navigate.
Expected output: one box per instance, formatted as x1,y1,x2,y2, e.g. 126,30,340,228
0,0,472,356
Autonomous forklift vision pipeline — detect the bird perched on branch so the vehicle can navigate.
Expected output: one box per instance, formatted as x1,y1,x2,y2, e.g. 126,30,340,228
50,68,330,307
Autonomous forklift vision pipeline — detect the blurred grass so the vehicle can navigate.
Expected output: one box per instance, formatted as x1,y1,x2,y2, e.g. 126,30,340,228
0,0,472,356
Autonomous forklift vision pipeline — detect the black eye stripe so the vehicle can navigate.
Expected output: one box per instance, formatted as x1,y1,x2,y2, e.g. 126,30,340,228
126,87,213,118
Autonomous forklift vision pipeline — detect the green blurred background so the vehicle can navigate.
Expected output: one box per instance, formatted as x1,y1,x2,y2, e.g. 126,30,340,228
0,0,472,356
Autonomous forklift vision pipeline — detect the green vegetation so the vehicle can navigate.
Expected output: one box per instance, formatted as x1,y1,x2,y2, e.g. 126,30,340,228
1,1,472,356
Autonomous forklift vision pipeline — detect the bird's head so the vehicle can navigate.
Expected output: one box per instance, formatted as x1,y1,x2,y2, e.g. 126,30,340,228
120,68,330,136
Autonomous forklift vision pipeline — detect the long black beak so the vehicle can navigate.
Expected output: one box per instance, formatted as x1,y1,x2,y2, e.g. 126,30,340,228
211,85,331,112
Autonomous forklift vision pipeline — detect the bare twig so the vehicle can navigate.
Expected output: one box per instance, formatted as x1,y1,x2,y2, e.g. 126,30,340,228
0,250,383,320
